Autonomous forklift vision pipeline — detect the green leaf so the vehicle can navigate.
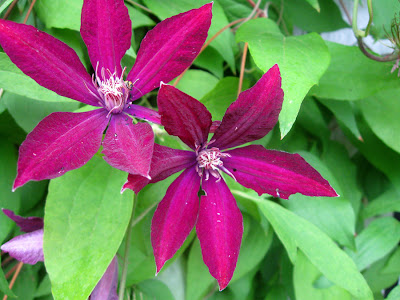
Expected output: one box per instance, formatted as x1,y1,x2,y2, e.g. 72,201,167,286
5,264,37,300
0,53,77,103
44,156,133,300
253,198,373,300
236,18,330,137
134,279,175,300
387,285,400,300
346,217,400,271
186,238,215,300
34,274,52,298
0,256,16,298
321,141,362,215
364,249,400,293
174,70,219,100
311,42,398,100
0,0,13,14
3,92,79,133
35,0,83,31
142,0,236,71
341,117,400,193
318,99,362,140
194,47,224,79
126,4,155,28
359,89,400,154
284,0,348,32
382,247,400,275
200,77,247,121
284,151,356,249
371,0,400,39
0,140,20,244
303,0,320,11
216,0,252,22
363,186,400,218
294,251,351,300
231,215,273,282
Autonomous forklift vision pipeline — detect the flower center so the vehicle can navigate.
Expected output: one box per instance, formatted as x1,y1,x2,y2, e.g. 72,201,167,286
195,142,233,182
87,64,131,116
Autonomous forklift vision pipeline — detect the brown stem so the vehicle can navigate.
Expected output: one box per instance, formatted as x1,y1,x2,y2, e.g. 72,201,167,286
357,37,398,62
237,42,248,97
338,0,352,24
173,18,247,87
3,261,23,300
124,0,154,15
246,0,266,17
3,0,18,20
23,0,36,24
5,263,18,280
1,256,13,267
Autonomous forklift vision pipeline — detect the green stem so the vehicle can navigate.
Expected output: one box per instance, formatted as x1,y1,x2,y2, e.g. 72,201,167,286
118,193,138,300
352,0,365,38
365,0,373,36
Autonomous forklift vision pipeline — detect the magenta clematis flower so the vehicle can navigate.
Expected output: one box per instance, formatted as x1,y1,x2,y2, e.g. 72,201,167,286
0,209,118,299
122,65,338,290
0,0,212,190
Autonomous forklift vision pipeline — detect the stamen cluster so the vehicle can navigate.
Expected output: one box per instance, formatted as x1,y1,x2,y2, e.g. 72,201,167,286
88,64,130,116
195,141,232,181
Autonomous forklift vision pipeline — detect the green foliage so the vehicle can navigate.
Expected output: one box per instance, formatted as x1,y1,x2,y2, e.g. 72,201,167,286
44,156,133,299
236,18,330,137
1,0,400,299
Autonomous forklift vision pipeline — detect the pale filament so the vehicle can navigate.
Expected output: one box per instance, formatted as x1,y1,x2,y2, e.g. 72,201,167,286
195,144,236,182
85,63,130,117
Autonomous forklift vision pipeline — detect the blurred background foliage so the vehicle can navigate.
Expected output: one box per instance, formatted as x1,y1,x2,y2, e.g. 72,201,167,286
0,0,400,299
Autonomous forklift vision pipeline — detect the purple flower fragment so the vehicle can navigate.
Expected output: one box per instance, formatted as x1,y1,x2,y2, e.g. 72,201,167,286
122,65,338,290
1,209,118,299
0,0,212,190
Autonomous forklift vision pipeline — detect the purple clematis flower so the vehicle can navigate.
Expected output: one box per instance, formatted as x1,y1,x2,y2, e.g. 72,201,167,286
122,65,338,290
1,209,118,299
0,0,212,190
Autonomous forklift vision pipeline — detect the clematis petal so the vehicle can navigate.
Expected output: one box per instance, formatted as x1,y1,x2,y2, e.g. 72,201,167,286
122,144,196,193
124,105,161,124
102,115,154,178
151,167,200,273
158,84,212,149
2,209,43,233
13,109,109,190
0,20,100,106
90,256,118,300
212,65,283,150
197,176,243,291
1,229,44,265
223,145,339,199
127,3,212,100
81,0,131,77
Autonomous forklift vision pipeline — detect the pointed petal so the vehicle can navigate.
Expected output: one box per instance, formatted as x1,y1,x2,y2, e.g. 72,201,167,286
158,84,212,149
122,144,196,193
127,3,212,100
124,105,161,124
1,229,44,264
2,209,43,233
81,0,131,77
212,65,283,150
90,256,118,300
13,110,109,190
102,115,154,177
197,177,243,290
223,145,338,199
151,167,200,273
0,20,100,106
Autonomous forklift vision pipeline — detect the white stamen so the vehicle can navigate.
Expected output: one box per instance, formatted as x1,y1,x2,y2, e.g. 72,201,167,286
196,145,234,182
85,62,131,116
